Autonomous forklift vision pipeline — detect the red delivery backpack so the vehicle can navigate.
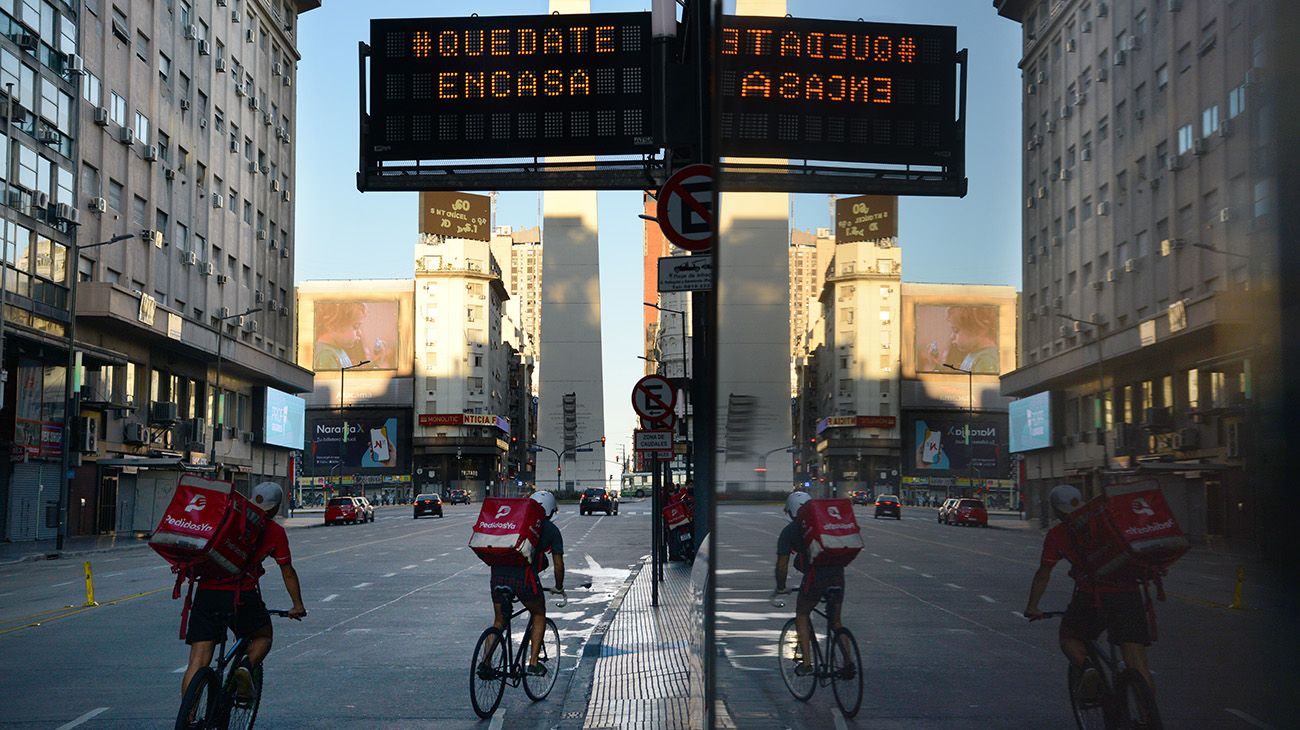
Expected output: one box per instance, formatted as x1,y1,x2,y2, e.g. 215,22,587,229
797,498,864,568
149,474,271,637
663,501,692,530
469,497,545,568
1065,480,1189,580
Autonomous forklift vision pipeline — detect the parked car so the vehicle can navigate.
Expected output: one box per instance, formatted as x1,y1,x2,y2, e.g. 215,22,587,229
325,496,371,525
849,491,872,505
446,489,472,505
356,496,376,522
580,488,619,516
413,493,444,518
938,498,959,524
948,498,989,527
873,494,902,519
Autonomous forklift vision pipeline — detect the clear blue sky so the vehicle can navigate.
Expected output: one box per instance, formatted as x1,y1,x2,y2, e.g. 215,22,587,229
293,1,1023,464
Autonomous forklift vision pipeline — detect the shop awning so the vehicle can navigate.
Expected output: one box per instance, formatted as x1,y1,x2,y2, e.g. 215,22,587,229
97,457,214,471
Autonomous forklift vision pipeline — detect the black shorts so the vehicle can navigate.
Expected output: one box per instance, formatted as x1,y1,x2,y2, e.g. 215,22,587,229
185,588,272,645
798,566,846,605
488,570,542,603
1062,590,1151,646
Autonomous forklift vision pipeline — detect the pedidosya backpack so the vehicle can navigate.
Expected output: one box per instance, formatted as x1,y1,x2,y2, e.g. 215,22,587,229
150,474,270,637
469,498,545,568
796,498,864,568
1065,480,1189,580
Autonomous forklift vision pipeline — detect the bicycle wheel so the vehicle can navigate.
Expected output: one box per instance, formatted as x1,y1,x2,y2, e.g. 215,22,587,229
777,618,818,701
1118,668,1162,729
829,628,864,719
470,628,508,719
223,663,262,730
521,619,562,701
176,666,218,730
1067,663,1108,730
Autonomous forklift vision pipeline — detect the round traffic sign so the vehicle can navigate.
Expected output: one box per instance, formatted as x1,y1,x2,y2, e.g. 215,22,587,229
631,374,678,427
655,164,714,252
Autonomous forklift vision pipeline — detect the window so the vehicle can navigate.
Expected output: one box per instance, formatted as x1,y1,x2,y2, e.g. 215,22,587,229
134,111,149,144
110,91,126,125
1176,124,1193,155
1201,105,1219,138
108,178,123,210
1254,180,1271,219
1067,207,1077,231
878,309,891,323
1187,369,1199,409
82,72,101,104
1228,84,1246,119
1082,196,1093,222
132,195,146,227
158,52,171,84
841,308,854,324
1098,115,1109,141
1156,64,1168,89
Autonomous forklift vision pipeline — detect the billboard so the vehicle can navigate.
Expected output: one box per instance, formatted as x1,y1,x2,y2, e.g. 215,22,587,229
367,13,656,161
311,300,399,371
901,411,1008,478
419,191,491,242
914,304,1001,375
1009,391,1053,453
260,387,305,450
835,195,897,242
307,410,411,474
718,16,960,165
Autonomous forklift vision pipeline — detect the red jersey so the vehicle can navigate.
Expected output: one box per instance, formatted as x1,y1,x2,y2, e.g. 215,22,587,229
202,520,292,592
1040,523,1136,594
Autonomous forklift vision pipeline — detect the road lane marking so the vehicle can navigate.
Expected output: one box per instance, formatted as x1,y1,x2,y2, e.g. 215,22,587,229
353,583,372,589
901,565,915,571
103,572,124,578
402,564,417,570
883,558,895,563
831,707,849,730
439,553,449,557
52,580,75,587
488,710,506,730
54,707,109,729
424,558,436,562
382,572,397,578
920,573,934,578
172,666,188,673
979,595,996,603
1225,709,1276,728
321,594,339,603
945,583,964,590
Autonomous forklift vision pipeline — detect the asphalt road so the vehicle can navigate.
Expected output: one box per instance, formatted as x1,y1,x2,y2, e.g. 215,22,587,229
0,501,652,729
712,504,1295,729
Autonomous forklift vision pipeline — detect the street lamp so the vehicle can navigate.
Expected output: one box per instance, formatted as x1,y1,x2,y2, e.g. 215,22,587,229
56,232,136,550
943,363,975,496
754,444,797,492
643,301,690,480
210,305,263,466
530,438,602,495
339,359,371,410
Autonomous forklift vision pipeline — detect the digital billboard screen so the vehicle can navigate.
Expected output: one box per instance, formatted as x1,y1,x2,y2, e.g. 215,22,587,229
914,304,1001,375
307,411,411,474
718,16,959,165
1009,391,1052,453
902,411,1008,477
261,387,305,450
312,300,399,372
368,13,656,161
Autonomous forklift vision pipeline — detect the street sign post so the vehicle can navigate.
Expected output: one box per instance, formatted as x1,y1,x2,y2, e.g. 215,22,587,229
655,164,714,251
657,255,713,292
632,374,678,428
634,429,674,454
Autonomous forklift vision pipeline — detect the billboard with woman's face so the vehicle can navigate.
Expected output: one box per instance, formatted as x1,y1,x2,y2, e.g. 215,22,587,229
914,304,1001,375
311,300,399,371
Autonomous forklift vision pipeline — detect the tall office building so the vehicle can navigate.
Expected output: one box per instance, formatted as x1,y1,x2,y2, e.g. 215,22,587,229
490,224,542,361
789,227,836,386
995,0,1272,539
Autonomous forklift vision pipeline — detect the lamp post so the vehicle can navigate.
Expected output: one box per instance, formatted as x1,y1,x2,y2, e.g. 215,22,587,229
56,232,136,550
339,359,371,411
210,305,263,468
944,363,975,497
644,301,690,480
530,438,602,496
755,444,797,492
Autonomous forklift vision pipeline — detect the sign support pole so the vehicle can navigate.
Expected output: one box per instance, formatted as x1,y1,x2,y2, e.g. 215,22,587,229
651,453,660,608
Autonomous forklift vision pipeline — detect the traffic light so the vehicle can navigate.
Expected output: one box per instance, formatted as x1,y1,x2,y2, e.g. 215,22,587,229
601,435,606,446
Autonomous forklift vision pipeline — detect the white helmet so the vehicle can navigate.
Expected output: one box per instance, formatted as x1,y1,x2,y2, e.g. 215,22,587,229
1049,484,1083,516
530,490,558,518
251,482,284,513
785,491,813,520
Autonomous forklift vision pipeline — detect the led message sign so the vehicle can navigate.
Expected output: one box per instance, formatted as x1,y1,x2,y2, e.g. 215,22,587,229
718,16,959,166
368,13,656,161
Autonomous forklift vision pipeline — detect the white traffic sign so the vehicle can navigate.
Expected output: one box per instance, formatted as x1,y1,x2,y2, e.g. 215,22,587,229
656,164,714,252
631,374,677,427
657,255,712,292
634,429,674,452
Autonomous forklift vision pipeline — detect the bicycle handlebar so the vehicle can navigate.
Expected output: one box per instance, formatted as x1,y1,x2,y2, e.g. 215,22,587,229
1025,610,1066,621
267,609,306,620
544,582,591,608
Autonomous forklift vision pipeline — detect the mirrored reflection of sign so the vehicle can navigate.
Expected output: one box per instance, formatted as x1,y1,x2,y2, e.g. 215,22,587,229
262,387,306,450
419,191,491,242
902,412,1008,476
914,304,1001,374
836,195,897,242
311,300,399,371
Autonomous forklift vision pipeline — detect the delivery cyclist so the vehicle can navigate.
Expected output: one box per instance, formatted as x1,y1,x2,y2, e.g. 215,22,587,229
1024,484,1156,719
771,491,853,678
179,482,307,706
481,490,566,676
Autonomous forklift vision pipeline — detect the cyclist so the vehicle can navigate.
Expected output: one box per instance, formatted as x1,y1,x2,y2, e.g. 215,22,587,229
180,482,307,707
482,490,565,677
771,491,852,678
1024,484,1155,714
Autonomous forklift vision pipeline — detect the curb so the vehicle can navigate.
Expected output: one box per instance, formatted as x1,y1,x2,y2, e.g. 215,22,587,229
553,556,648,729
0,539,152,566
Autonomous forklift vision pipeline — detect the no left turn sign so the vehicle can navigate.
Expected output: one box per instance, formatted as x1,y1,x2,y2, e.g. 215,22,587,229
656,164,714,252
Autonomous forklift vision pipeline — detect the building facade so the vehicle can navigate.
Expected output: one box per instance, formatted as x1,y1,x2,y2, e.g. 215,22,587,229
995,0,1271,539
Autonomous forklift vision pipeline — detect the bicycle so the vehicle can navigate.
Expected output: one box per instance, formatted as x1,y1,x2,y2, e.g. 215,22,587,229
1032,611,1162,730
772,586,863,718
175,610,298,730
469,581,592,719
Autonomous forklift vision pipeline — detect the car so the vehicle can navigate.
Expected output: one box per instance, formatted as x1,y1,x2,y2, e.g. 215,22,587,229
580,488,618,515
948,498,989,527
355,496,376,522
446,489,471,505
413,493,444,518
938,498,959,524
873,494,902,519
325,496,370,525
850,490,872,506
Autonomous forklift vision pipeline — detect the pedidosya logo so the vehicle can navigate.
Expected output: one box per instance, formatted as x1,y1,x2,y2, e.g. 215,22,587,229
495,505,512,520
479,504,518,531
184,495,207,513
1131,498,1155,517
828,506,842,520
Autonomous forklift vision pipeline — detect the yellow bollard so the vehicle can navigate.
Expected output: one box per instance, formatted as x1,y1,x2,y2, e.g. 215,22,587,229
83,561,98,607
1228,565,1244,610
